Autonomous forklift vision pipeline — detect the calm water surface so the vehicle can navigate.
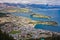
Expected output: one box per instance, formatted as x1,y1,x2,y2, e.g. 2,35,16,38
12,8,60,32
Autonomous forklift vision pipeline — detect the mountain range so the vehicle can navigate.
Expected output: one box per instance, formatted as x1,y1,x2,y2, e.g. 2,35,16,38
0,3,60,9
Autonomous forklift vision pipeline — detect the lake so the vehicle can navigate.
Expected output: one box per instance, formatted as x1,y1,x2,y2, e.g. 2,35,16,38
12,8,60,33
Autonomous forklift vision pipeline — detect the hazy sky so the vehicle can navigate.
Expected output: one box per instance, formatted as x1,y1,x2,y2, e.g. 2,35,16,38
0,0,60,5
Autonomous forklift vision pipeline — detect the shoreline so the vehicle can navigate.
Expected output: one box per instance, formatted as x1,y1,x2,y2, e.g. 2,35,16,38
0,13,60,40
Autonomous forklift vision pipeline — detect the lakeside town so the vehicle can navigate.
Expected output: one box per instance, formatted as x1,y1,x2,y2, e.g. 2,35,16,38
0,2,60,40
0,13,60,40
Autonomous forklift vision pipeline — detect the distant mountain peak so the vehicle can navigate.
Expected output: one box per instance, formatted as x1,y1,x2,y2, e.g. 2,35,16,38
0,3,60,9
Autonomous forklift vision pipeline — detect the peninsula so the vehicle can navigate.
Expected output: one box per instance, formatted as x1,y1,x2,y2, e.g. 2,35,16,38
28,21,58,26
31,14,51,19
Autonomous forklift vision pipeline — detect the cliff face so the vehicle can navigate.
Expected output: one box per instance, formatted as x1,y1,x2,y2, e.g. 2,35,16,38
0,13,60,40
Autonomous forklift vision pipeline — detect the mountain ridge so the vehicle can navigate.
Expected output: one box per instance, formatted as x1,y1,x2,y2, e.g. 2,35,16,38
0,3,60,9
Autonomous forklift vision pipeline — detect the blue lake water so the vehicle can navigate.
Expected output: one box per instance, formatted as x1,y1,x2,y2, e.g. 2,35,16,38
12,8,60,32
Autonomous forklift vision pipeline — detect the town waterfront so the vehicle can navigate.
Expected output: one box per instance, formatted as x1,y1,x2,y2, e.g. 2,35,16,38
12,8,60,32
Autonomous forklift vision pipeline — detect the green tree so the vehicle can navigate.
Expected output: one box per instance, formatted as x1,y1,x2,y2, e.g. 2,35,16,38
0,30,15,40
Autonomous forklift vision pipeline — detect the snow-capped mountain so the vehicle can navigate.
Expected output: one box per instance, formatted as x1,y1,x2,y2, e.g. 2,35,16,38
0,3,60,9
